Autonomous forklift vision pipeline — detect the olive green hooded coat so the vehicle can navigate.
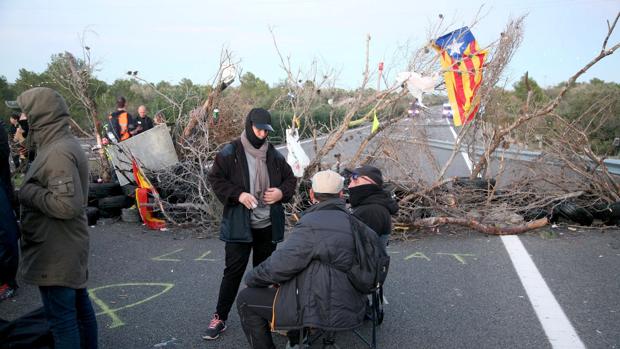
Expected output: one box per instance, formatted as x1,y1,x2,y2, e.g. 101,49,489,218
17,87,90,289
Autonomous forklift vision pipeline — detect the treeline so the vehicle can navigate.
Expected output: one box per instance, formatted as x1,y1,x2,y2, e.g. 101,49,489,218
1,53,618,153
487,75,620,155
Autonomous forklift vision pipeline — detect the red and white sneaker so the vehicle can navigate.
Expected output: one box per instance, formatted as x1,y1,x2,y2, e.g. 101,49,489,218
201,314,227,340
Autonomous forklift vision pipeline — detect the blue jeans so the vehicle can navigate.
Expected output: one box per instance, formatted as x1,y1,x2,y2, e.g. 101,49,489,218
39,286,98,349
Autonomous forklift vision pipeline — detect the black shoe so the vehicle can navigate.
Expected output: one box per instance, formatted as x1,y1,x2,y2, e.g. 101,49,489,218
201,314,227,340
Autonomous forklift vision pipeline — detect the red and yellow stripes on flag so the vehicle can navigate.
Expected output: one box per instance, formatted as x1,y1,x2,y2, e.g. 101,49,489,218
437,40,487,126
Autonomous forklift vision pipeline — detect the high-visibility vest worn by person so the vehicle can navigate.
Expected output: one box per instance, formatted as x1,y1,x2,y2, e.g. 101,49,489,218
108,110,133,141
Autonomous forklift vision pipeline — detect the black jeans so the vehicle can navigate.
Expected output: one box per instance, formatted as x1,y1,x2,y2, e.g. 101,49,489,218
237,287,278,349
237,287,303,349
215,226,276,321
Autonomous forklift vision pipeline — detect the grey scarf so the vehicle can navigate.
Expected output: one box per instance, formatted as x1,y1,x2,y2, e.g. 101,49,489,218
240,130,269,199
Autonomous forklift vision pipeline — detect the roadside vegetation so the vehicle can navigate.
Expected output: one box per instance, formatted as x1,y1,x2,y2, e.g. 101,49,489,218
2,12,619,235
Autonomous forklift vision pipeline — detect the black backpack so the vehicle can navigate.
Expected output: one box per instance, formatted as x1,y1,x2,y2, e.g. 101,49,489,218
346,213,390,294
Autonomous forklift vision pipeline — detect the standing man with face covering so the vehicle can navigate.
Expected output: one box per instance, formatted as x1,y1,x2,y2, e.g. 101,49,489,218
204,108,297,340
12,87,98,348
347,165,399,247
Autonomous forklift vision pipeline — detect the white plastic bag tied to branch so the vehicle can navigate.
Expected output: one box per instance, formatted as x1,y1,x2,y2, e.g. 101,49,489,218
286,128,310,178
396,71,440,107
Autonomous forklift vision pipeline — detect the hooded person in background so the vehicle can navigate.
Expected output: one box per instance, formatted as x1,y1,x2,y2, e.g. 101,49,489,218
8,113,22,170
347,165,399,247
15,87,98,348
204,108,297,340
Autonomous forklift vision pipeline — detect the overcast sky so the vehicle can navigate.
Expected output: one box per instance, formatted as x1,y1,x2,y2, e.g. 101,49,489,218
1,0,618,89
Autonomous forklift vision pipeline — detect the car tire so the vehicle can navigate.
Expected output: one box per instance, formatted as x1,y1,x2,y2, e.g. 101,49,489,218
98,195,133,210
587,202,613,220
85,207,99,226
121,207,141,223
89,182,122,199
122,184,138,198
99,208,121,218
552,202,593,226
609,202,620,219
522,208,549,222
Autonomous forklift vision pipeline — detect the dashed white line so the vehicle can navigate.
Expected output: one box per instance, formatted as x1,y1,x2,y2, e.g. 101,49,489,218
445,118,473,172
501,235,586,349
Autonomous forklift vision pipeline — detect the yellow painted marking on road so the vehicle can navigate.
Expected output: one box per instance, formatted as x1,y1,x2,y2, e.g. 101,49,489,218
436,253,476,265
151,248,184,262
404,252,431,261
89,283,175,329
194,250,217,261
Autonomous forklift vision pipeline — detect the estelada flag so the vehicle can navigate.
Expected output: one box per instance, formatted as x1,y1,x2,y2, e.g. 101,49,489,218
433,27,487,126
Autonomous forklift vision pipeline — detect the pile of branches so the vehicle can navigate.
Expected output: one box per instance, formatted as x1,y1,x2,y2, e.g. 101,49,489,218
91,13,619,236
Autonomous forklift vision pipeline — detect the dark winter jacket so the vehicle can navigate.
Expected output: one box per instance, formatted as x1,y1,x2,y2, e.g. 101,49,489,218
208,138,296,243
0,179,19,287
0,121,12,199
245,198,367,331
136,115,154,133
17,87,90,289
349,184,399,236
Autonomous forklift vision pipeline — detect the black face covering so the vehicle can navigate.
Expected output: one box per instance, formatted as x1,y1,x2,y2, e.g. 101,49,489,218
245,116,266,149
348,184,382,207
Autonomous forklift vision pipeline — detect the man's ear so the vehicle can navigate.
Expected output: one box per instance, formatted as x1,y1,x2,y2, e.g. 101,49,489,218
309,189,316,204
338,190,344,198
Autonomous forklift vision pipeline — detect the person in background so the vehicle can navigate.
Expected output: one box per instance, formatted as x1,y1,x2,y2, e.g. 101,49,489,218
107,96,134,141
154,112,166,126
8,113,22,170
347,165,398,248
13,87,98,348
203,108,296,340
132,105,154,135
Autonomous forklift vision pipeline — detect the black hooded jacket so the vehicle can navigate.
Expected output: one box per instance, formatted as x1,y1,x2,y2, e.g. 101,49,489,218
349,184,399,236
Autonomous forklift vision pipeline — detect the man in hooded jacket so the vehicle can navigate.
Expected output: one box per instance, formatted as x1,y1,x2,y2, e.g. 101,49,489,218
204,108,296,340
15,87,98,348
236,170,368,349
347,165,398,247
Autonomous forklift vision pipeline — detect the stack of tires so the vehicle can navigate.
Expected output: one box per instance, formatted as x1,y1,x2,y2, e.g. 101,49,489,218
587,201,620,226
86,182,137,225
550,201,620,226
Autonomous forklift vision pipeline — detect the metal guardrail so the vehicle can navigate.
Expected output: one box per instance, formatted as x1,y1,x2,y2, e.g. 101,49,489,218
425,138,620,176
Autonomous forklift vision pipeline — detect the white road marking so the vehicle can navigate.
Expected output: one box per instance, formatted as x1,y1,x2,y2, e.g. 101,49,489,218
446,119,584,348
501,235,586,349
445,118,473,172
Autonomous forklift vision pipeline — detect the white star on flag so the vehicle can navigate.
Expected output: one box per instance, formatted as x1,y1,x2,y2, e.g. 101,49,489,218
446,39,464,57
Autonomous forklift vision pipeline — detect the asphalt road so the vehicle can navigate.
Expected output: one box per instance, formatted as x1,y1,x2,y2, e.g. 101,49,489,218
275,106,548,186
2,221,619,349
